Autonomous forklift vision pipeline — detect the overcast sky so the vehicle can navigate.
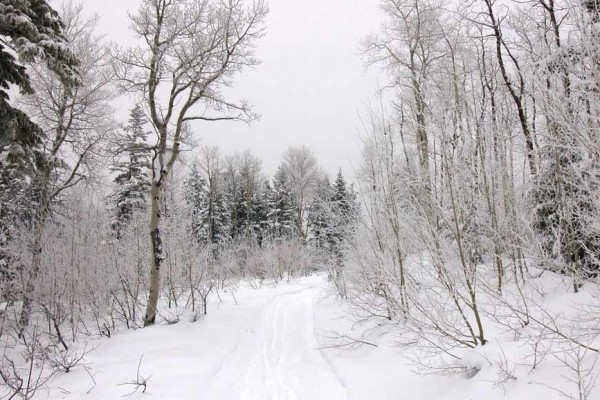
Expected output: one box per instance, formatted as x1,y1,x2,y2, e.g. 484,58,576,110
82,0,384,178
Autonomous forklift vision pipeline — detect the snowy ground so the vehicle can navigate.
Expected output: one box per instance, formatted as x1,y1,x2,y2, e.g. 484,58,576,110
41,274,597,399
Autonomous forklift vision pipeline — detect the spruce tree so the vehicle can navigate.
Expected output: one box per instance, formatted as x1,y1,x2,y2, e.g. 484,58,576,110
185,163,230,247
233,183,250,238
225,169,241,240
0,0,79,282
308,176,332,250
267,167,297,240
199,188,231,246
183,162,207,243
0,0,79,193
250,181,270,246
226,154,263,243
108,105,152,237
328,170,359,264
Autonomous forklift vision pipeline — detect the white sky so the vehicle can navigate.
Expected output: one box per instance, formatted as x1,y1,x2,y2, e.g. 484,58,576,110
81,0,384,178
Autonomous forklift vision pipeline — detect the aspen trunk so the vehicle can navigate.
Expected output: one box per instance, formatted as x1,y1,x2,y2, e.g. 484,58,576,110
144,180,162,326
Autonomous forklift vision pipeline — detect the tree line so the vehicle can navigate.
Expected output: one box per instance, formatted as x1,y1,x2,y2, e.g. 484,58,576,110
107,105,359,268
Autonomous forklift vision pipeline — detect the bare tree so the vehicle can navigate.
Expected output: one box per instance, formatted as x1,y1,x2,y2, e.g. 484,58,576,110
479,0,538,175
281,145,322,238
113,0,268,326
17,1,115,330
362,0,447,187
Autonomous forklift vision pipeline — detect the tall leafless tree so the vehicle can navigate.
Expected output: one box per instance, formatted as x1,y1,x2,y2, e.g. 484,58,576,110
113,0,268,325
281,145,322,239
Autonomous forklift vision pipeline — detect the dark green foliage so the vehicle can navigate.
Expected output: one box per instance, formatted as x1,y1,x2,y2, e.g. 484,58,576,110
108,105,152,236
266,166,297,240
0,0,79,207
0,0,79,158
202,191,231,245
327,170,359,263
0,0,79,288
184,163,230,246
250,183,270,246
232,183,251,238
198,187,231,245
308,170,360,256
184,162,207,242
307,176,332,250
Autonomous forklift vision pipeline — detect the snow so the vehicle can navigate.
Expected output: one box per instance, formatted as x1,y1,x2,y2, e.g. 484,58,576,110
205,286,346,400
45,276,345,399
41,274,599,400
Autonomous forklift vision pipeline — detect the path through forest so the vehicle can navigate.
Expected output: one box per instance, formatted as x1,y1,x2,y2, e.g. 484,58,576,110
45,277,357,400
206,285,347,399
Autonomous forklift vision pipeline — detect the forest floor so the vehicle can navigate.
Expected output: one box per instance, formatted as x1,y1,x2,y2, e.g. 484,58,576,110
42,273,595,399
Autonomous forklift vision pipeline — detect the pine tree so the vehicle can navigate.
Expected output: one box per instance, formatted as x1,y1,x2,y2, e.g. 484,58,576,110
199,188,231,246
266,167,297,240
108,105,152,237
328,170,359,264
307,175,332,250
224,167,241,240
250,181,270,246
233,183,250,238
183,162,207,243
0,0,79,283
185,163,230,247
0,0,79,183
212,191,232,244
225,151,263,243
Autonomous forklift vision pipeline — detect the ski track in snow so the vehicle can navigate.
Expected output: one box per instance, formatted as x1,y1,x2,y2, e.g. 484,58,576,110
206,286,348,400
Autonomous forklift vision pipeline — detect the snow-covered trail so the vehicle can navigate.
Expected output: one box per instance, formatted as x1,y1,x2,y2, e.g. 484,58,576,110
44,273,597,400
45,276,350,400
206,286,347,400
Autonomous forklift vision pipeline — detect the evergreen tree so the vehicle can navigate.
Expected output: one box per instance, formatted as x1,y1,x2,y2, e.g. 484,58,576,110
108,105,152,237
531,146,600,290
0,0,79,212
0,0,79,282
328,170,359,264
233,186,268,243
0,0,79,159
183,162,207,243
224,167,241,240
185,163,231,246
266,167,297,240
225,151,263,243
199,188,231,246
307,175,332,250
233,183,251,238
250,181,270,246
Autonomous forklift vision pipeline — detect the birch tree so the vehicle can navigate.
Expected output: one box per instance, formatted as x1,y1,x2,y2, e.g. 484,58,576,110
113,0,268,326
